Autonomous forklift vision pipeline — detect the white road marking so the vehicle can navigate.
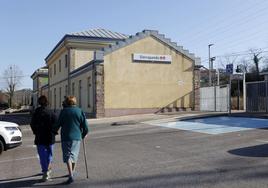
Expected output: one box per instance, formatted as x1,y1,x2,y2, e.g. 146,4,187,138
23,144,36,148
255,139,268,143
142,118,177,125
0,156,38,164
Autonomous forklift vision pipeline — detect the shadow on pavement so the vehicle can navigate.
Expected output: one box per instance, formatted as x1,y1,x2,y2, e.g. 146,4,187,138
228,144,268,157
0,175,69,188
2,165,268,188
0,179,40,188
0,173,42,183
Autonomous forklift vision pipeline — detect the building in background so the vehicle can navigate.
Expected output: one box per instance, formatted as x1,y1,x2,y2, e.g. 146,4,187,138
0,89,32,109
0,91,9,110
31,67,48,109
36,28,200,118
13,89,32,107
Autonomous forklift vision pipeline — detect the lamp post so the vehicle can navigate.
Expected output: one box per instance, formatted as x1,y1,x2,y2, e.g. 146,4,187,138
208,44,214,86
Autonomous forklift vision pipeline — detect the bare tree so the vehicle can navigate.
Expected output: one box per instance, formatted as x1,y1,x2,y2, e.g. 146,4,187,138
218,54,238,69
3,65,23,107
253,53,262,75
248,49,262,75
238,58,250,73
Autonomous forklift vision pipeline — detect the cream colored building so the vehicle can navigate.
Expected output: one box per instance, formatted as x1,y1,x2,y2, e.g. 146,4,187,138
43,28,200,118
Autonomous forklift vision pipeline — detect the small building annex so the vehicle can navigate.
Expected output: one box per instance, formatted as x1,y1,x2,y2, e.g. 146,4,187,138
40,28,200,118
31,67,48,109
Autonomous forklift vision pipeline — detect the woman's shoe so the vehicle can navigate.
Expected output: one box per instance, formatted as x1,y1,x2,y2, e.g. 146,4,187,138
42,173,48,182
66,176,74,184
42,171,52,182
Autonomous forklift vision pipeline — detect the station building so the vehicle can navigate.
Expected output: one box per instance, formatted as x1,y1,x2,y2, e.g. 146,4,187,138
40,28,200,118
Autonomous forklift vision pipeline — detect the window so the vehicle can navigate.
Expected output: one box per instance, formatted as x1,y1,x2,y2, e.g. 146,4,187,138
59,59,61,73
87,77,91,107
49,67,52,78
65,85,68,97
54,88,56,109
65,54,68,68
54,64,56,75
78,80,82,107
49,91,52,107
72,82,75,95
59,87,62,108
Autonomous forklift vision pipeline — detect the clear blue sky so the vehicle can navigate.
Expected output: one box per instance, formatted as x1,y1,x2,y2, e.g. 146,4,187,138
0,0,268,90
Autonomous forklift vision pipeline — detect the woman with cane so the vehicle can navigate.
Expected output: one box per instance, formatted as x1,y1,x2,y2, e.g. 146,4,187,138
55,96,89,184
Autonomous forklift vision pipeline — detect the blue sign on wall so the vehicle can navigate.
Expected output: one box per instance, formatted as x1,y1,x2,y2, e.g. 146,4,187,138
226,64,233,74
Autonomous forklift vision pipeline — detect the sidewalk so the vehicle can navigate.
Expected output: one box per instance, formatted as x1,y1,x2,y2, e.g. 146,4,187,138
87,111,228,126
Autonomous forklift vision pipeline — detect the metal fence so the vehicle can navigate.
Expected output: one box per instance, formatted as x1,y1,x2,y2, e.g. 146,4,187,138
246,81,268,113
199,85,229,112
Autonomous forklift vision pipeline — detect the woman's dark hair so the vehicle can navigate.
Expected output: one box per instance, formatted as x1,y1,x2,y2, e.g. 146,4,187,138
38,95,48,107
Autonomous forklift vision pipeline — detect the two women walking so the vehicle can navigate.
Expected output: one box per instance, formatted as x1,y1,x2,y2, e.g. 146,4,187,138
30,95,89,183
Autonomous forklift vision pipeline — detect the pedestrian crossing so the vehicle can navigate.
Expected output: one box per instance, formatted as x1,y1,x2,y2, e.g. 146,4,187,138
143,116,268,135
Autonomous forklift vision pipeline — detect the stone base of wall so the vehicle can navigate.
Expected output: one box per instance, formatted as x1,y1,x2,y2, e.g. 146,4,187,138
85,112,96,118
104,107,192,117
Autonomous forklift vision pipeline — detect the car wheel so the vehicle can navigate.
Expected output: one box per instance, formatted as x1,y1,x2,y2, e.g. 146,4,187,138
0,140,4,155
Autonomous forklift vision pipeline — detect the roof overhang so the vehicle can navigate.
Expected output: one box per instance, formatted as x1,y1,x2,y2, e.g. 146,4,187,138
45,35,125,64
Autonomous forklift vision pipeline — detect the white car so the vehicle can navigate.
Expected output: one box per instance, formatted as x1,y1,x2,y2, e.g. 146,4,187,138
0,121,22,154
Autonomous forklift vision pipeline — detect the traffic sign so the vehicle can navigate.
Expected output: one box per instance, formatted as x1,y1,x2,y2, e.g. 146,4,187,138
226,64,233,74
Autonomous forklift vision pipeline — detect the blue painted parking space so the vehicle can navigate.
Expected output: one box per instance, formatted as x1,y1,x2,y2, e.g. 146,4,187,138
148,116,268,135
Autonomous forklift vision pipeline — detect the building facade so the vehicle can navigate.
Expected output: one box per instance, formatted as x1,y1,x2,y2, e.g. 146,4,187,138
41,28,200,118
31,67,48,109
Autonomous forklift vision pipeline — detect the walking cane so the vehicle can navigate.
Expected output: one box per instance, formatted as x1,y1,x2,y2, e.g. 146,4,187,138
82,138,89,179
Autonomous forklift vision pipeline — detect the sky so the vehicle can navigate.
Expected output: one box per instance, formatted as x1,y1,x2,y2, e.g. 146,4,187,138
0,0,268,90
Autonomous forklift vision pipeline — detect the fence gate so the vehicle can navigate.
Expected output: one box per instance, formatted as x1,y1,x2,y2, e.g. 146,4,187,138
246,81,268,113
199,85,229,112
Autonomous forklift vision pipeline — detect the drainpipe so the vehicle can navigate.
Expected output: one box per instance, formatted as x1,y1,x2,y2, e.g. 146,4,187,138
67,47,71,95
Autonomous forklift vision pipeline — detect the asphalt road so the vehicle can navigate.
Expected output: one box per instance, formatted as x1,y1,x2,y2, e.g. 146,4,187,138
1,116,268,188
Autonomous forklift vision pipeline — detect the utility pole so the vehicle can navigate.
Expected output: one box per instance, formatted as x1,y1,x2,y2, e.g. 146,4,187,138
217,69,220,85
237,80,240,110
9,66,13,107
208,44,214,86
243,66,246,111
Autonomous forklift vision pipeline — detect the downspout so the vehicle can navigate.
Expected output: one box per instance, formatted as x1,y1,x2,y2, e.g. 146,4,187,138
192,60,195,111
67,46,71,95
92,62,96,117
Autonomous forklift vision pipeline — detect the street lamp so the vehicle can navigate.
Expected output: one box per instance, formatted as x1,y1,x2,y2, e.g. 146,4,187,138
208,44,214,86
210,56,216,85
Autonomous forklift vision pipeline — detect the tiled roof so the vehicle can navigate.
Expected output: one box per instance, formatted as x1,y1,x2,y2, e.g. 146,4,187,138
68,28,128,39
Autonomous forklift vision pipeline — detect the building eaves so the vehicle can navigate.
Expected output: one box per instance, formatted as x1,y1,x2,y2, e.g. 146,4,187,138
31,68,48,79
69,59,103,79
99,29,201,64
45,35,128,63
41,84,49,89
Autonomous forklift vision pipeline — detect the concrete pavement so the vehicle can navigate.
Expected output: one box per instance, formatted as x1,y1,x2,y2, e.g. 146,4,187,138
1,112,268,187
